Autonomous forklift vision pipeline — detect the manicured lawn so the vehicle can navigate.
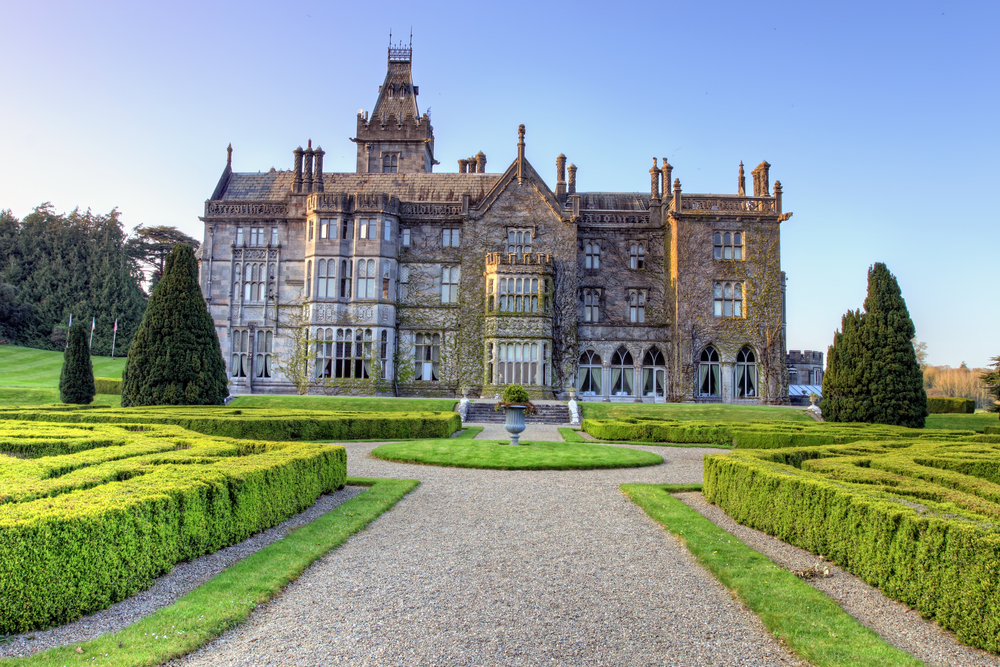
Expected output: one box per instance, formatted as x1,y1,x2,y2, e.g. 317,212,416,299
925,412,998,432
0,345,126,387
370,439,663,470
623,484,923,667
0,477,418,667
580,402,814,423
230,394,457,412
0,387,121,407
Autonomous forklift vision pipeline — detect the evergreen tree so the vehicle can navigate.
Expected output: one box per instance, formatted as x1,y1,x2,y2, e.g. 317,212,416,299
59,322,95,404
859,263,927,427
822,309,864,422
980,357,1000,419
121,244,227,406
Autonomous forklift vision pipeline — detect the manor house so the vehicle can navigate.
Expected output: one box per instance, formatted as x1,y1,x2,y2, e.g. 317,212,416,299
197,43,793,403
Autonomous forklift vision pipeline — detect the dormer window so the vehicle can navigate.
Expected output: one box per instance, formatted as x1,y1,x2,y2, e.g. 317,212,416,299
382,153,398,173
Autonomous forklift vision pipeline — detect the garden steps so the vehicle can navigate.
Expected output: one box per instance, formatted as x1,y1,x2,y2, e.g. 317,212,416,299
464,401,571,425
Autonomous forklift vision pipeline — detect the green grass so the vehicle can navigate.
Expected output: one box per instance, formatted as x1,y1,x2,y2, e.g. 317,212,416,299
229,394,457,412
580,402,813,423
0,477,418,667
925,412,999,432
453,426,483,439
622,484,923,667
558,427,586,442
558,426,729,449
0,387,121,407
0,345,126,388
371,439,663,469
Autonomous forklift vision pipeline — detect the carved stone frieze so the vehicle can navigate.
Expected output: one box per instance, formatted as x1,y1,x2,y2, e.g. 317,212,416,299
581,213,650,225
205,201,288,218
681,197,776,213
400,202,463,216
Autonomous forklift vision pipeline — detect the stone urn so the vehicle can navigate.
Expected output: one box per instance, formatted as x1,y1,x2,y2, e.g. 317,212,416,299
504,405,527,446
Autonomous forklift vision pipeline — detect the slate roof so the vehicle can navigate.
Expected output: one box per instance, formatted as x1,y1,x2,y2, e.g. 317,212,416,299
372,62,420,121
578,192,650,211
221,172,501,203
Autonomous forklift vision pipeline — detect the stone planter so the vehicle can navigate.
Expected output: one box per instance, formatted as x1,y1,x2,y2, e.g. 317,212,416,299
504,405,527,445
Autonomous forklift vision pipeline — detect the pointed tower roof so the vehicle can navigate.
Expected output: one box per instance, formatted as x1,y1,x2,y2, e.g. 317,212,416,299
372,37,420,121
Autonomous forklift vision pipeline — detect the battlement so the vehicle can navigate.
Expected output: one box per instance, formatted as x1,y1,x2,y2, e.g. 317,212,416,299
308,192,400,215
356,110,433,137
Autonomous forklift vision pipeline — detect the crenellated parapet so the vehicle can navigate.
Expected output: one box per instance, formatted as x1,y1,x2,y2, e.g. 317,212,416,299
485,252,555,270
308,192,401,215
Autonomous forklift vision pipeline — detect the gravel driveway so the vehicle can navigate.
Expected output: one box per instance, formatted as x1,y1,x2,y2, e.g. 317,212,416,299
171,443,805,667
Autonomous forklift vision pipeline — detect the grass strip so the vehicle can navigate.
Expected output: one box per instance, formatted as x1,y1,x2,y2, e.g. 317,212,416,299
558,427,585,442
622,483,923,667
0,476,418,667
453,427,483,439
372,439,663,470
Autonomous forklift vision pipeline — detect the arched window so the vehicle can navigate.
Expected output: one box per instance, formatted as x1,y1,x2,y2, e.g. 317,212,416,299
699,347,721,397
713,282,743,318
380,330,389,378
231,329,249,378
585,242,600,269
642,347,665,397
583,289,600,322
414,333,441,381
629,243,645,269
255,330,273,378
305,260,312,298
340,260,352,298
497,342,539,385
317,260,327,298
315,328,334,378
507,229,532,255
577,350,602,395
442,266,459,303
735,347,757,398
713,231,743,260
611,346,634,396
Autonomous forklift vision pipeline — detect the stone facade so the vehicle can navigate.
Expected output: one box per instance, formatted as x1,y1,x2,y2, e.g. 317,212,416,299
197,44,793,403
787,350,824,386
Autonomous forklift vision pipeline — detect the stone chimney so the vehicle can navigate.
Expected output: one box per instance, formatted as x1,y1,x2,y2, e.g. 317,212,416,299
476,151,487,173
649,158,660,203
314,146,325,193
292,146,304,193
567,163,577,195
458,159,468,174
556,154,567,201
304,140,315,193
661,159,672,198
752,161,771,197
738,161,746,197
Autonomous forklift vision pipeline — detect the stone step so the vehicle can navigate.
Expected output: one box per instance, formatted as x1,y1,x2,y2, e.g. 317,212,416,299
464,402,571,425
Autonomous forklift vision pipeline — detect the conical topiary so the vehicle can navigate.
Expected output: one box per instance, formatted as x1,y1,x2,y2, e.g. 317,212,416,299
858,263,927,428
60,322,95,404
120,244,227,406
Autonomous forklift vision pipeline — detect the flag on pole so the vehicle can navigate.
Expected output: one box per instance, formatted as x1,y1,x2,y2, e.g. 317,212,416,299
89,317,96,348
113,320,118,332
111,319,119,358
68,314,73,327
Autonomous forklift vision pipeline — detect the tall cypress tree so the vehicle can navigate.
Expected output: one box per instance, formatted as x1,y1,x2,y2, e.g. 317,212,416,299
121,245,227,406
822,309,862,422
859,263,927,427
60,322,95,404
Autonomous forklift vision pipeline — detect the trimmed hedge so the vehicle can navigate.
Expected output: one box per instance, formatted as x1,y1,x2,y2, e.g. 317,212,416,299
0,420,347,634
94,376,122,395
582,417,983,449
927,397,975,414
704,439,1000,653
0,405,461,441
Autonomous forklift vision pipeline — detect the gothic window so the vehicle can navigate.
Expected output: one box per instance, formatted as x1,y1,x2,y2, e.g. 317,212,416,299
382,263,391,299
497,277,538,312
611,347,634,396
380,330,389,379
441,266,459,303
233,263,241,301
315,328,333,378
642,347,665,397
498,342,539,385
357,259,376,299
713,281,743,317
340,259,352,298
629,243,645,269
249,227,265,247
305,261,311,298
383,219,392,241
629,290,646,323
358,218,377,240
341,218,354,241
382,153,398,173
443,228,460,247
713,231,743,260
698,346,721,397
270,227,278,246
255,330,273,378
320,219,331,239
231,329,249,378
507,229,532,255
308,221,314,241
243,263,265,302
317,328,372,379
317,259,336,299
735,346,758,398
577,350,602,395
402,228,411,246
235,228,244,247
585,242,600,269
414,333,441,381
583,289,601,322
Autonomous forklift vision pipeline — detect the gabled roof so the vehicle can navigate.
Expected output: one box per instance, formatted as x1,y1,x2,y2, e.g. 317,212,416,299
372,61,420,121
472,135,568,221
219,171,500,203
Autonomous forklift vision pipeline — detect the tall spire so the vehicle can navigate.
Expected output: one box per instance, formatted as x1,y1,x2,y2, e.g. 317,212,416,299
374,32,418,122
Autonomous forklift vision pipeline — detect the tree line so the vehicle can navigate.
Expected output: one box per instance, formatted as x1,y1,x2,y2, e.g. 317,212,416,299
0,204,198,356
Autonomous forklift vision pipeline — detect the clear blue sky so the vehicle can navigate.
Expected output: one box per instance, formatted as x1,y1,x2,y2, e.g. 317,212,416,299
1,0,996,367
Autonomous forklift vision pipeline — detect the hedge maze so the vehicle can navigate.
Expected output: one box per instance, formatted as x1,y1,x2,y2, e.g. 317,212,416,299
0,418,348,634
704,439,1000,653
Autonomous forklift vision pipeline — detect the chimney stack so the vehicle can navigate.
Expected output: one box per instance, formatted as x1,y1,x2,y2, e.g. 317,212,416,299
314,146,325,193
661,159,673,198
292,146,304,193
567,163,577,195
304,139,315,193
556,154,567,201
649,157,660,203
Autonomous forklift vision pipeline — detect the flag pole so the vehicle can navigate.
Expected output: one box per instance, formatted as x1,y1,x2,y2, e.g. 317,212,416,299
89,317,95,348
111,319,118,358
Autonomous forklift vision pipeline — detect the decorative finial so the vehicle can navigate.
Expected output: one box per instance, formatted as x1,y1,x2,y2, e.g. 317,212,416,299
653,157,658,168
226,143,232,167
307,139,312,150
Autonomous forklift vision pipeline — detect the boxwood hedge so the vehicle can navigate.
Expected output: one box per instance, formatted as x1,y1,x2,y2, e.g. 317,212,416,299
703,439,1000,653
926,397,975,414
582,417,986,449
0,420,347,634
93,376,122,395
0,405,461,441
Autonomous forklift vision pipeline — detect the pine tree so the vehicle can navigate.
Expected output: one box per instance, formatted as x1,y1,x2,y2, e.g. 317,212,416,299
822,309,862,422
981,357,1000,419
121,245,228,406
59,322,95,404
858,263,927,427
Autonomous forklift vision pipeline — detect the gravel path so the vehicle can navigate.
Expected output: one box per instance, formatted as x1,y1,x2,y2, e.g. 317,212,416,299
170,443,805,667
0,486,365,660
675,492,1000,667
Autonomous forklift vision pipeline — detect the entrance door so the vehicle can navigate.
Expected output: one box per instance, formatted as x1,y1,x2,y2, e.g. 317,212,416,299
654,369,666,403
